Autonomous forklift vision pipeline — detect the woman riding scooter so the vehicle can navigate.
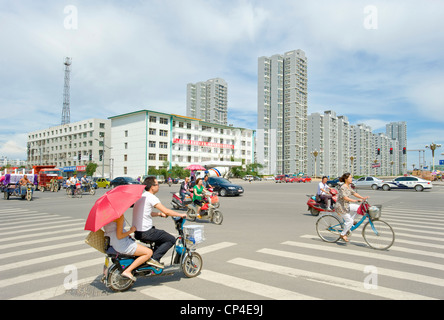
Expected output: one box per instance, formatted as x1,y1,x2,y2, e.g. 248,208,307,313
192,178,205,218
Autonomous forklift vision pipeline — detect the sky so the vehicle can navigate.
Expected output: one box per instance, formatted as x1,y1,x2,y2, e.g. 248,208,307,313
1,0,443,170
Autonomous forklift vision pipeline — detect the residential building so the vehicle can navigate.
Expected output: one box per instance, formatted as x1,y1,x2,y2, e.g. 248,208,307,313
109,109,255,178
27,118,112,177
386,121,407,174
307,111,349,178
350,124,373,176
257,49,308,175
186,78,228,125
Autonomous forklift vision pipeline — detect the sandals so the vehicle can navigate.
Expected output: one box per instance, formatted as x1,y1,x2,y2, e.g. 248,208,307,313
121,272,136,282
340,234,349,242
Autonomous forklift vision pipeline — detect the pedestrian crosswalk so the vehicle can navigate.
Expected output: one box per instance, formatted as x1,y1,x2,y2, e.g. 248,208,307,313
1,205,443,300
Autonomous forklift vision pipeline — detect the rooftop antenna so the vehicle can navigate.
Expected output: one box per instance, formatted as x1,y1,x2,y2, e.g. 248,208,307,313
61,57,72,125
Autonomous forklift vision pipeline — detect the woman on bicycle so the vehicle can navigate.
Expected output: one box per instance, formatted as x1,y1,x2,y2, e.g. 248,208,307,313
336,173,369,242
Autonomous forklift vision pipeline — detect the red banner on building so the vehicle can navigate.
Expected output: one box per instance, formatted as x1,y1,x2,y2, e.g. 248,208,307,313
173,138,234,149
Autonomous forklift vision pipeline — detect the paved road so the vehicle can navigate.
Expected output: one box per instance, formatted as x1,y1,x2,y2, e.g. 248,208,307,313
1,180,443,300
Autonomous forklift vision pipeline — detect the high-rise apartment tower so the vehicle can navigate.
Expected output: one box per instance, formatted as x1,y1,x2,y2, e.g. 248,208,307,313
257,50,308,175
186,78,228,125
386,121,407,174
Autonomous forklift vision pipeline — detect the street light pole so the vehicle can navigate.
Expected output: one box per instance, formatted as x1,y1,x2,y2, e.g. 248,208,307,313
311,150,318,178
425,143,442,172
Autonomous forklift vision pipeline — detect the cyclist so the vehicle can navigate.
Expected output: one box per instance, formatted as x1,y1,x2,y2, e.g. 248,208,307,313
336,172,369,242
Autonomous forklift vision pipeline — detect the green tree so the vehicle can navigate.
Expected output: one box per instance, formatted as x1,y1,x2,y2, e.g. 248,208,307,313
86,163,98,176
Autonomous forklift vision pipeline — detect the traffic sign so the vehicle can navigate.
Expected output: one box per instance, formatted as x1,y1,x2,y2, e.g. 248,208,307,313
439,160,444,165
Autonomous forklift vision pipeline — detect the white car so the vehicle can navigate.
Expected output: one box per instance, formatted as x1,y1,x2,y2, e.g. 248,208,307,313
354,176,384,190
378,176,433,192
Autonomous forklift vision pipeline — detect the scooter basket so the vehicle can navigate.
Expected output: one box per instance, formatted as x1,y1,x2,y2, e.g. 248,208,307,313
183,225,205,246
210,195,219,204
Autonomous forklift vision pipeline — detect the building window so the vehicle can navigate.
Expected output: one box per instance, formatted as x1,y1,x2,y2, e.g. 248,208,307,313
124,167,128,174
160,142,168,149
160,118,168,125
149,153,156,160
159,130,168,137
125,130,128,137
124,154,128,161
149,141,156,148
159,154,168,161
150,116,157,123
149,128,156,135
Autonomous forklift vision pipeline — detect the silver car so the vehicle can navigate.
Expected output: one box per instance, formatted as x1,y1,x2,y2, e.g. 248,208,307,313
354,176,384,190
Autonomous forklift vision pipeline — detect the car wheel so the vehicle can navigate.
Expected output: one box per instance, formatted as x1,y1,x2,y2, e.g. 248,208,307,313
219,188,227,197
371,184,378,190
415,185,424,192
382,184,390,191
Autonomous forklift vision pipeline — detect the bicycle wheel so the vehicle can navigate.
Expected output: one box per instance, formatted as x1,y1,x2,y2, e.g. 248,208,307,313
75,188,83,198
362,219,395,250
316,214,343,243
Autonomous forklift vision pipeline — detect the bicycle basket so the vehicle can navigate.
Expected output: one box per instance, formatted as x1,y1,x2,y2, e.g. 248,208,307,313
183,225,205,246
368,205,381,220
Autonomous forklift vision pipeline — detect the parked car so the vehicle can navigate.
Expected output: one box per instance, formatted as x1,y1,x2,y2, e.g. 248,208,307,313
327,177,357,190
354,176,384,190
275,175,286,183
243,175,254,181
253,176,262,181
378,176,432,192
96,178,110,188
297,175,312,183
327,178,340,187
285,176,298,183
207,177,244,196
110,177,141,188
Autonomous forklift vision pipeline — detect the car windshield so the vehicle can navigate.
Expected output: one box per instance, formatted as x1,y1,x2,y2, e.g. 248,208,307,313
123,177,135,182
212,178,230,184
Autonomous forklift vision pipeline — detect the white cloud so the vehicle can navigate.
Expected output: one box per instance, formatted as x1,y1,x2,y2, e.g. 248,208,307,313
0,135,27,159
1,0,444,160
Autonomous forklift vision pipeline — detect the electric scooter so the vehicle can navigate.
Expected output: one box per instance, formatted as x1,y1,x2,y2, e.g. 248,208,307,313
306,188,338,216
186,191,223,225
101,217,203,292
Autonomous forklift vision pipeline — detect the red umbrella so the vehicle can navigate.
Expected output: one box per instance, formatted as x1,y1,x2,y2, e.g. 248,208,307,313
186,164,206,171
84,184,146,232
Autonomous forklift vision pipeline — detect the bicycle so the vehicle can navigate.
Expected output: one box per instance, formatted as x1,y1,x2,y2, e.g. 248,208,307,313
315,201,395,250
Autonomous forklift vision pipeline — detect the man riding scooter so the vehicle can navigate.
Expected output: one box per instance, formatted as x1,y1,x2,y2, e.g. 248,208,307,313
132,177,187,268
318,176,334,211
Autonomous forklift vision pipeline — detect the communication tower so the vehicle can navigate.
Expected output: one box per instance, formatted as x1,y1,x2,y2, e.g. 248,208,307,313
61,57,72,125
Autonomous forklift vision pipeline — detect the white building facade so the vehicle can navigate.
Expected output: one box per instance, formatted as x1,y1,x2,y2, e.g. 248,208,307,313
307,110,404,177
386,121,407,174
307,111,348,178
257,49,308,175
27,118,112,176
110,110,255,178
186,78,228,125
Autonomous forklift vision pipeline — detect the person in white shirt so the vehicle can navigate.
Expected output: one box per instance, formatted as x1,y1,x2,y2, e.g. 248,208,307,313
317,176,333,210
69,174,79,195
132,177,187,268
